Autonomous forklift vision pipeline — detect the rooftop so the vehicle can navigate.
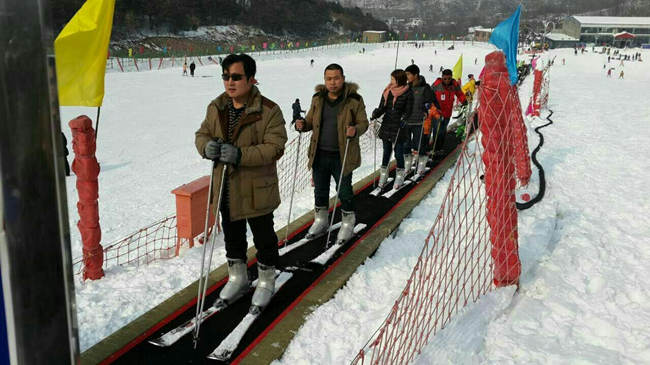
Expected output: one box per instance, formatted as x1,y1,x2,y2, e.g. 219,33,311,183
545,33,579,41
572,16,650,27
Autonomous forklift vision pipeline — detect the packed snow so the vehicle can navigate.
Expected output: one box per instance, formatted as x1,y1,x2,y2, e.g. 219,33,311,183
59,42,650,364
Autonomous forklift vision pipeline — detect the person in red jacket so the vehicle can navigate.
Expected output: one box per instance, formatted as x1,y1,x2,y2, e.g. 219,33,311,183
431,69,467,155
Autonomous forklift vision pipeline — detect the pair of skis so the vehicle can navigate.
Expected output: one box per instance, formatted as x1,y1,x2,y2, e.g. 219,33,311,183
206,222,365,361
148,222,366,360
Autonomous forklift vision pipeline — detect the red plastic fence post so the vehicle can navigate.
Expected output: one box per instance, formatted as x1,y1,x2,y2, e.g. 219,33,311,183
69,115,104,280
116,57,124,72
478,51,521,287
532,69,543,116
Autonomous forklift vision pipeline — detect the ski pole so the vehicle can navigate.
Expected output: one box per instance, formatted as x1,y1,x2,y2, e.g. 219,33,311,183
193,162,228,348
325,119,355,247
284,131,302,247
372,118,377,188
430,117,443,159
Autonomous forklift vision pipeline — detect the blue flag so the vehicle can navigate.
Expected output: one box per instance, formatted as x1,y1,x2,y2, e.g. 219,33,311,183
489,5,521,85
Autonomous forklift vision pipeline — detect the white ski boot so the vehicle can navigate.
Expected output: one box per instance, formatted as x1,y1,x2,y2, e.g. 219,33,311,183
416,155,429,175
335,210,356,244
306,206,328,239
404,153,414,171
251,263,275,308
218,258,250,304
378,166,389,188
393,168,406,190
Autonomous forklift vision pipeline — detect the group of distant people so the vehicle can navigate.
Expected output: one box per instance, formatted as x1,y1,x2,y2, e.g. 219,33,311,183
182,61,196,76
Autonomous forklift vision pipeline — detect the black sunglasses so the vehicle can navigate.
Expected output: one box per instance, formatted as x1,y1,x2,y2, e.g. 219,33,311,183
221,73,245,81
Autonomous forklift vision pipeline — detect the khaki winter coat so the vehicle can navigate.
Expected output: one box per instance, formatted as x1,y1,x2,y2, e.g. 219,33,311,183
195,86,288,221
302,83,369,176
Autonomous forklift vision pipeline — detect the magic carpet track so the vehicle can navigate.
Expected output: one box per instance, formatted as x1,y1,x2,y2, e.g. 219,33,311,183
109,133,461,364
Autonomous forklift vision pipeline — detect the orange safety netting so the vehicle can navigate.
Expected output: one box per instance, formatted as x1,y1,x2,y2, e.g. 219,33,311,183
352,51,532,364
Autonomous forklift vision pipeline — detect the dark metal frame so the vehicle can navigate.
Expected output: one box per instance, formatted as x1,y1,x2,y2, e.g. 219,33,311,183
0,1,79,363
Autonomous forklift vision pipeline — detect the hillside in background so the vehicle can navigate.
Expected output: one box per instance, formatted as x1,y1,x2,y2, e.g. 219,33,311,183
52,0,388,41
327,0,650,35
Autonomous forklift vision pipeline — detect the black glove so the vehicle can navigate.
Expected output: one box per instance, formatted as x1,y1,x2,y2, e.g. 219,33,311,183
371,108,382,120
204,139,222,160
475,80,481,86
219,143,241,165
461,101,468,106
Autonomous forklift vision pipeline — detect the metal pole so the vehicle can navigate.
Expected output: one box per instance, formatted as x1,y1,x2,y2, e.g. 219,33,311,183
284,132,302,246
394,39,400,69
373,119,377,187
192,163,227,347
94,106,101,141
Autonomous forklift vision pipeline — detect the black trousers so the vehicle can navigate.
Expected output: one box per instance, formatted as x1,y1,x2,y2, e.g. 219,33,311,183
313,150,354,211
220,207,278,267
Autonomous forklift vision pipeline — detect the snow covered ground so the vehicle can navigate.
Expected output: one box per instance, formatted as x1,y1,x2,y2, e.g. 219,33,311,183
60,43,650,362
62,40,492,351
275,48,650,364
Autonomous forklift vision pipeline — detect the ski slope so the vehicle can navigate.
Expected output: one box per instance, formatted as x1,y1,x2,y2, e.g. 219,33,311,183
61,43,650,363
274,48,650,364
62,40,493,351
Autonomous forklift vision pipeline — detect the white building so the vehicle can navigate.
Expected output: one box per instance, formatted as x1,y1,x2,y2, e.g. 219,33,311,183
562,16,650,47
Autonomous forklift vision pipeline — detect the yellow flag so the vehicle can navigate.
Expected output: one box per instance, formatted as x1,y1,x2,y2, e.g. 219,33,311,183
452,54,463,81
55,0,116,107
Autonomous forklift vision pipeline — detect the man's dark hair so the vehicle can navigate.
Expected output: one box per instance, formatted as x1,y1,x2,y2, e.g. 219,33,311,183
221,53,256,79
324,63,344,76
391,69,407,86
442,69,453,76
405,64,420,75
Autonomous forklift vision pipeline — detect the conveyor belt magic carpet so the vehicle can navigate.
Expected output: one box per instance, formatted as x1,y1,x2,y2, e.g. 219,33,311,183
109,133,461,364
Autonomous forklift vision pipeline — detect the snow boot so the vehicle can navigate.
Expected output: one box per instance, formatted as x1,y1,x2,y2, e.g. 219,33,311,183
335,210,356,244
416,155,429,175
378,166,389,188
404,153,414,171
251,263,276,308
218,258,250,304
306,206,328,239
393,168,406,190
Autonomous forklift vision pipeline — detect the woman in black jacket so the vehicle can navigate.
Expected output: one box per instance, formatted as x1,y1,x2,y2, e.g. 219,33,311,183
371,69,414,190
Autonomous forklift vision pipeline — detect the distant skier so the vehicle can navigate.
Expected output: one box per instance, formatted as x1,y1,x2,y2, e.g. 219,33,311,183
371,69,414,190
474,57,478,65
619,70,624,79
291,98,305,124
429,64,433,72
310,59,314,67
439,66,443,73
195,53,287,309
294,63,369,243
189,61,196,77
411,58,414,65
562,58,565,65
607,68,613,78
182,62,188,76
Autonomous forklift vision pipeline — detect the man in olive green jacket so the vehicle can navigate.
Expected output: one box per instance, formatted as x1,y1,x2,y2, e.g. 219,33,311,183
295,63,369,244
195,54,287,309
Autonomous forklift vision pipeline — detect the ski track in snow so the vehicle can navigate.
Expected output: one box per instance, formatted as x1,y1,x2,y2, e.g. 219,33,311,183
64,44,650,363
